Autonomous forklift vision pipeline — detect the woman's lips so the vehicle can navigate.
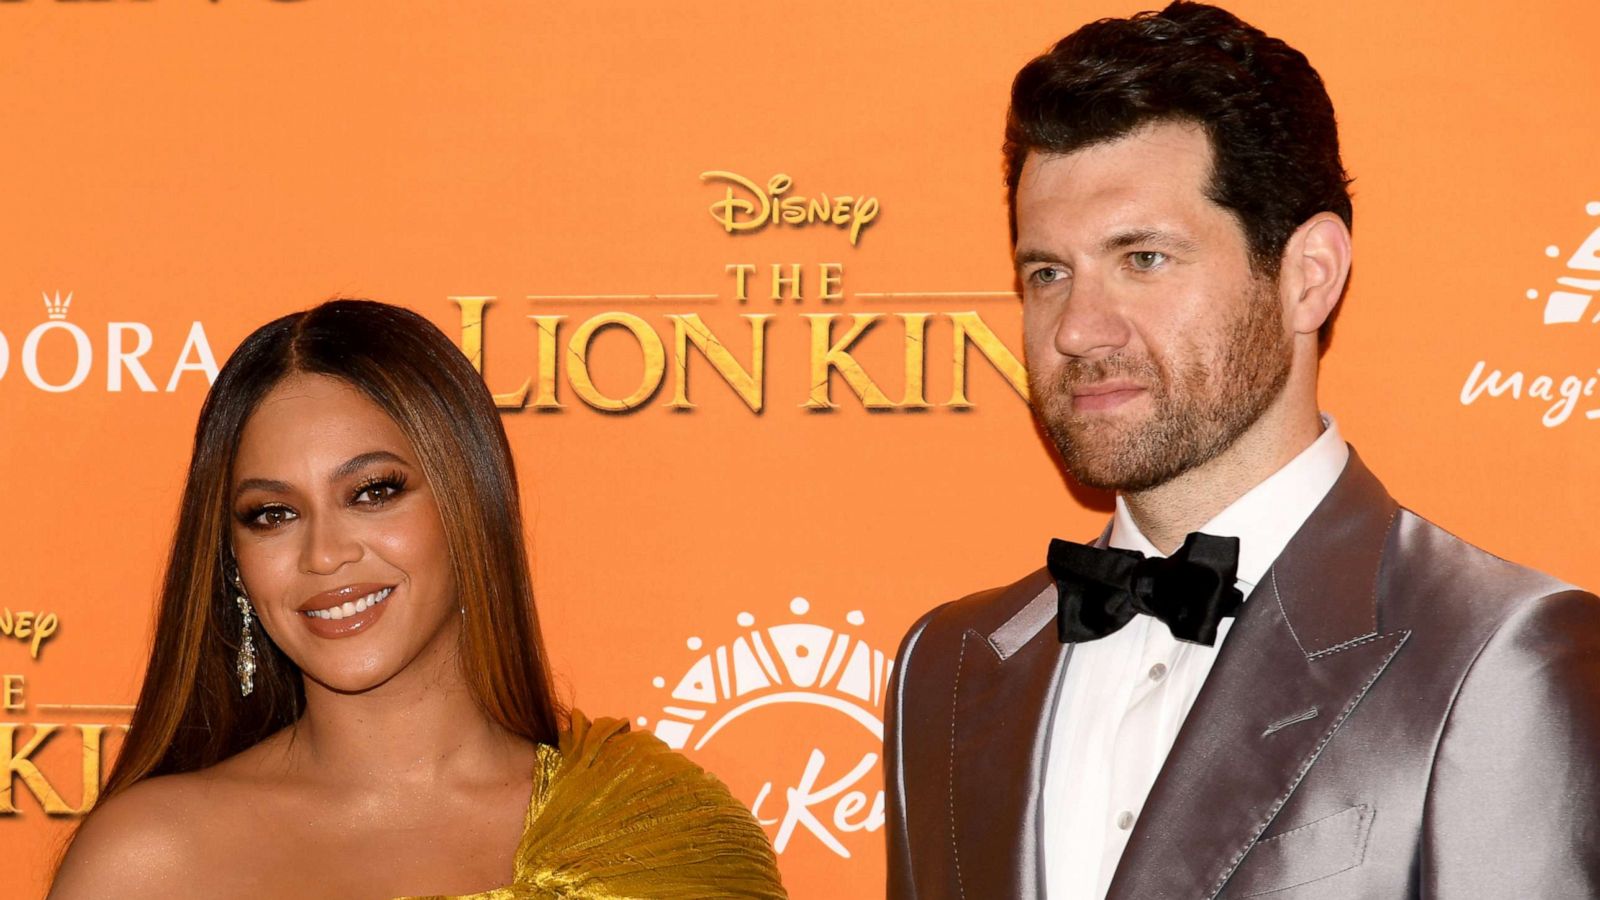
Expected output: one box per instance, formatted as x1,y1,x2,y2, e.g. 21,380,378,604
297,584,395,640
1071,383,1145,413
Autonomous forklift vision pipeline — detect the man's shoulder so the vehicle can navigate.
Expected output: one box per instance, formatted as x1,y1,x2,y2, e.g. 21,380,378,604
1368,506,1599,681
894,567,1056,665
1386,506,1589,620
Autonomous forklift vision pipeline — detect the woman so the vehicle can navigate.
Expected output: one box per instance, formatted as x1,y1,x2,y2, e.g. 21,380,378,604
51,300,786,899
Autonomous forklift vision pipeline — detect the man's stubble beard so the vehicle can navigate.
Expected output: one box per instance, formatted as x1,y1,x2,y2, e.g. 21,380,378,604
1029,280,1293,493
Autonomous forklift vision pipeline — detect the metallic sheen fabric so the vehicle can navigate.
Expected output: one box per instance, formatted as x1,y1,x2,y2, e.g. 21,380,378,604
401,712,786,900
885,449,1600,899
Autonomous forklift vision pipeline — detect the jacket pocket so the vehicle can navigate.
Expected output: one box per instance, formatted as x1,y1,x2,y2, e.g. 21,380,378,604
1224,804,1373,898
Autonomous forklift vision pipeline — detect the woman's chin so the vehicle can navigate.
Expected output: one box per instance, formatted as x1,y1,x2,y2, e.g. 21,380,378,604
300,659,405,697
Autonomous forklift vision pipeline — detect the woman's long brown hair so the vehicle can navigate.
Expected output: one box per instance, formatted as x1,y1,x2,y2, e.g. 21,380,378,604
98,299,564,796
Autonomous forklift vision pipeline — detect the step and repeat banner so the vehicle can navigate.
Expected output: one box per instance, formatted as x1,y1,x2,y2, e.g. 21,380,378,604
1,1,1596,896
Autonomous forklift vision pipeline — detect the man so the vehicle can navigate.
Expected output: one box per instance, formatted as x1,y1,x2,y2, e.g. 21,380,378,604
884,4,1600,899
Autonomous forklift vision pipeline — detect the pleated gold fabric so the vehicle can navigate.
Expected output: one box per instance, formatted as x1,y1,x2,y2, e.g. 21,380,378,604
399,711,787,900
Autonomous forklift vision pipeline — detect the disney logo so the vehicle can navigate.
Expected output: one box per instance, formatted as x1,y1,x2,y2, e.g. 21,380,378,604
702,171,880,246
1,608,59,660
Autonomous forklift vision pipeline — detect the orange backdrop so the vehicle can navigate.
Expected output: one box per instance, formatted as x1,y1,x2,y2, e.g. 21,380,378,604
2,1,1598,896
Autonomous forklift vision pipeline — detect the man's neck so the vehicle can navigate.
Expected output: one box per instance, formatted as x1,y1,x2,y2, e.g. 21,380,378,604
1122,403,1325,554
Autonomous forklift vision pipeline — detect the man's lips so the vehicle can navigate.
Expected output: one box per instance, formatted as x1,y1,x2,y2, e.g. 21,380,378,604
1070,381,1146,412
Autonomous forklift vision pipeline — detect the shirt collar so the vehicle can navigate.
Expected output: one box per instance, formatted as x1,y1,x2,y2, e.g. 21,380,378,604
1109,414,1350,591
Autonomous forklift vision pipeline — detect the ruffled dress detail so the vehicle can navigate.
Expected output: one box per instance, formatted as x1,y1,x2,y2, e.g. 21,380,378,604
400,711,786,899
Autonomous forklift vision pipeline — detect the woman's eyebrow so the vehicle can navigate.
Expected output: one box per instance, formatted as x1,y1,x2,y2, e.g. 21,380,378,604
330,450,410,481
234,476,291,497
233,451,410,499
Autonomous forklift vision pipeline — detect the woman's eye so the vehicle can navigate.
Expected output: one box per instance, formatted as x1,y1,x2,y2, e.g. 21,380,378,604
354,479,405,505
1129,251,1168,271
246,506,297,529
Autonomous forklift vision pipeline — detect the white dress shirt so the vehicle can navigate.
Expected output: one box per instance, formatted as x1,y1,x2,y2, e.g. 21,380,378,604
1042,416,1350,900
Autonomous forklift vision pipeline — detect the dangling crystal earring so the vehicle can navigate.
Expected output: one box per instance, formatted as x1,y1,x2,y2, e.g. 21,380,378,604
232,571,257,697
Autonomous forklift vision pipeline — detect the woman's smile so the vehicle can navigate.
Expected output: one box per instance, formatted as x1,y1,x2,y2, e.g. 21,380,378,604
296,583,398,638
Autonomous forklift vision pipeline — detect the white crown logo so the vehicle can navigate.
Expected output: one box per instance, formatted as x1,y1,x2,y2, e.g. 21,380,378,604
1528,201,1600,325
643,597,892,752
42,291,73,321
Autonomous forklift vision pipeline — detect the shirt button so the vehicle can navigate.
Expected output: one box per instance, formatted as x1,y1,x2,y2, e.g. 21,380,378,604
1116,810,1135,830
1148,663,1168,682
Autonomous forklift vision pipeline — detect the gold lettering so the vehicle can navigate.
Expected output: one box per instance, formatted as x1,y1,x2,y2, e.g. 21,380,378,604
30,613,56,659
829,196,852,226
0,724,125,816
75,725,113,816
0,724,69,814
0,610,58,659
766,175,793,201
566,313,666,412
779,195,807,225
771,264,803,302
2,676,21,712
819,264,844,302
899,313,931,409
451,297,530,409
725,264,756,302
802,313,893,409
528,315,565,409
849,197,880,245
947,311,1029,407
701,172,878,245
669,314,772,412
702,171,774,234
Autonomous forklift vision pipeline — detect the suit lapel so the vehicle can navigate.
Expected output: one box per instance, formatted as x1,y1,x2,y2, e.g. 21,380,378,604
946,569,1068,898
1107,450,1412,900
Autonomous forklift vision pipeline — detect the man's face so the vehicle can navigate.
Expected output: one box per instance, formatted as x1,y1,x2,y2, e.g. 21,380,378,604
1015,120,1292,492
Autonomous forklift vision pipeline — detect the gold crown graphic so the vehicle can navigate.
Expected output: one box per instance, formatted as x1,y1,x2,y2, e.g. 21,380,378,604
42,291,73,320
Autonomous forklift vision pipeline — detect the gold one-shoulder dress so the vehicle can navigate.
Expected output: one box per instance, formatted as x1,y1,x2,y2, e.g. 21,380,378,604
398,711,787,899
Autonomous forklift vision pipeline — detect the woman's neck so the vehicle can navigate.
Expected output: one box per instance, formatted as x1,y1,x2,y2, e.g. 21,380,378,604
283,642,529,790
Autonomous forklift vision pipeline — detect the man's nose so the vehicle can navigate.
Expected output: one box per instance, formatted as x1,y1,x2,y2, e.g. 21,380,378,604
1051,275,1131,359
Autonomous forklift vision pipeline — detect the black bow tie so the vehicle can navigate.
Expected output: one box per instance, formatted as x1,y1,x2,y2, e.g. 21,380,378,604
1048,531,1245,646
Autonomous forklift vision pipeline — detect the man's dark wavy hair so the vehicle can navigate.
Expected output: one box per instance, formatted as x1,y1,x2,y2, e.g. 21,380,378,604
1004,1,1353,285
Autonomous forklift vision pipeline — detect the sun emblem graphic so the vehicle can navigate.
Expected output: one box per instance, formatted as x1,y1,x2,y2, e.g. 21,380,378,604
640,597,893,752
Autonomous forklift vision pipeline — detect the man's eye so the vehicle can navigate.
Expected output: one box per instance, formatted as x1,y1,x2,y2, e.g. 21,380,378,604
1031,266,1067,285
1129,251,1167,271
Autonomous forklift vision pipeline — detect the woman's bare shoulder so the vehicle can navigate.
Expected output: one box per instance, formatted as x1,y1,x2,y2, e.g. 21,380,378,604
50,771,222,899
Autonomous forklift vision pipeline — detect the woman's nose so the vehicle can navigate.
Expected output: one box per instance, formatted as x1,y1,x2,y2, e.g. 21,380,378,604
300,514,362,576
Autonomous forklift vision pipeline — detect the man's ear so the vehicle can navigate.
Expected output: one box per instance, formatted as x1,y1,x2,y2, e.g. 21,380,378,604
1278,212,1352,336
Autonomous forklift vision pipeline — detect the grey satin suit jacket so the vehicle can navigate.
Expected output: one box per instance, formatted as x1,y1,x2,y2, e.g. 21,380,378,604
885,450,1600,898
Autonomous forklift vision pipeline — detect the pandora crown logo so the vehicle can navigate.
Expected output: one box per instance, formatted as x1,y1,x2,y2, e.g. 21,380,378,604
0,293,217,393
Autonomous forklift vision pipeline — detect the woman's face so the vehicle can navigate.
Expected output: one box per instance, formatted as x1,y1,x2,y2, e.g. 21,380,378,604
229,373,458,694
